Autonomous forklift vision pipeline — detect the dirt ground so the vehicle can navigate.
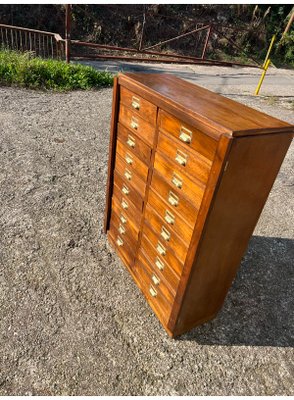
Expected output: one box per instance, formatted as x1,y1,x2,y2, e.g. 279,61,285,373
0,80,293,395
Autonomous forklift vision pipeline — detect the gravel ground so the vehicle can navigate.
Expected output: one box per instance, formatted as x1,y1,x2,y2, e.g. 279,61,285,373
0,83,293,395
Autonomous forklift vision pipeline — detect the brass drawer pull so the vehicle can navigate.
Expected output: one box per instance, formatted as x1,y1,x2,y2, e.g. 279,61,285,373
152,274,160,286
131,96,140,110
157,242,166,256
179,126,192,143
120,214,127,224
124,169,132,181
125,153,133,165
165,210,175,225
121,199,129,210
149,285,157,298
168,191,179,207
161,226,171,241
171,173,183,189
122,184,130,195
155,257,165,271
118,224,126,235
116,236,124,247
127,135,136,148
175,149,188,166
130,117,139,130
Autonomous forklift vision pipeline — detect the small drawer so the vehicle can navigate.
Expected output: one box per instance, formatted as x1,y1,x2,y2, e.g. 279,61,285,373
159,110,218,162
140,235,180,289
112,196,139,235
120,86,157,125
110,208,139,244
142,221,183,277
117,123,152,166
157,130,212,185
112,186,141,228
144,204,188,264
150,170,199,228
115,153,146,197
119,104,155,147
108,227,135,267
148,188,193,245
116,138,149,182
154,152,205,206
137,250,174,305
113,170,143,212
134,258,172,325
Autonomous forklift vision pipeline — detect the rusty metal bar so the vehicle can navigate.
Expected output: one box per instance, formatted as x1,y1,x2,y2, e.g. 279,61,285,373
65,4,71,63
142,25,210,51
201,25,212,59
0,23,59,37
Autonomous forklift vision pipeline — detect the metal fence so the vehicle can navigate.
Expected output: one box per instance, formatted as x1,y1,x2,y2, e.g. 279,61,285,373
0,23,65,59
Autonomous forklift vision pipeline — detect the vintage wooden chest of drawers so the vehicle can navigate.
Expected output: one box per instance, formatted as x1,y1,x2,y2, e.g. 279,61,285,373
104,73,293,337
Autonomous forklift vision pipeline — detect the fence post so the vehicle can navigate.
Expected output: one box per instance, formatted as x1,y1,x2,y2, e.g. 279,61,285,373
65,4,71,63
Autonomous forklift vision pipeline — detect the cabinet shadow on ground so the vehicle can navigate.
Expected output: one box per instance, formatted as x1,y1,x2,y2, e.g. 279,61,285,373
177,235,294,347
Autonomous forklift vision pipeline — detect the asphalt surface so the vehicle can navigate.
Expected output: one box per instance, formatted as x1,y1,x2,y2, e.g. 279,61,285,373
0,67,293,395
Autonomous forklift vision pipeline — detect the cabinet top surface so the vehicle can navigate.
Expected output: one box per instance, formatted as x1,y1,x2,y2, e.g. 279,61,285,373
119,73,293,136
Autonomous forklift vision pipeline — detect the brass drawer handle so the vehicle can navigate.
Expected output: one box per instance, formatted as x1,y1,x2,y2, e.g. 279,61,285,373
179,126,192,143
175,149,188,166
131,96,140,110
124,169,132,181
149,285,157,297
116,236,124,247
130,117,139,130
127,135,136,148
161,226,171,241
118,224,126,235
165,210,175,225
171,173,183,189
155,257,165,271
122,184,130,195
120,214,127,224
121,199,128,210
157,242,166,256
151,274,160,286
125,153,133,165
168,191,179,207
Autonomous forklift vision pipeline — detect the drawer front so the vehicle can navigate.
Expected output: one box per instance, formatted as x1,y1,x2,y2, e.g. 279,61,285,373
120,86,157,125
134,258,172,325
115,153,146,196
144,204,188,264
140,235,180,289
157,130,212,185
148,188,193,245
116,138,149,182
142,221,183,277
112,186,141,227
159,110,218,161
119,104,156,147
108,226,135,267
137,250,174,304
150,170,199,228
154,151,205,206
113,170,143,212
112,196,139,235
117,123,152,165
110,208,138,244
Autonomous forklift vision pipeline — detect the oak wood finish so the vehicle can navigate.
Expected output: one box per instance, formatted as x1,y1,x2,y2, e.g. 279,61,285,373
104,73,293,337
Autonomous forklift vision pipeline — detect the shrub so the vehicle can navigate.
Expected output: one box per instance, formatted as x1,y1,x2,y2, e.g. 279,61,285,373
0,49,113,90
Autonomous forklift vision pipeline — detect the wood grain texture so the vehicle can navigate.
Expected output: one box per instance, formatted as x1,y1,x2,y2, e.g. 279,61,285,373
117,123,152,165
172,132,293,336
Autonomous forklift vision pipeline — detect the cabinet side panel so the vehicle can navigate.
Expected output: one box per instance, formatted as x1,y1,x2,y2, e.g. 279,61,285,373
174,132,293,336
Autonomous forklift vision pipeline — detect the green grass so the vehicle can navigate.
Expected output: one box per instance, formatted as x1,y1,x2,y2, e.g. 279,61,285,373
0,49,113,90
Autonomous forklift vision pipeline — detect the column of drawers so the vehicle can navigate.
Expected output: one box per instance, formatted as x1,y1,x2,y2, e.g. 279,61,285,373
108,87,157,269
134,110,218,325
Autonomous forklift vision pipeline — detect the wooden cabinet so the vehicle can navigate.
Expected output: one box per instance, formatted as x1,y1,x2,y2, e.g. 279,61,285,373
104,73,293,337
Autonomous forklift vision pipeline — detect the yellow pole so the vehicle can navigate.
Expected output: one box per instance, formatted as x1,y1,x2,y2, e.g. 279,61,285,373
263,34,276,68
255,59,271,95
